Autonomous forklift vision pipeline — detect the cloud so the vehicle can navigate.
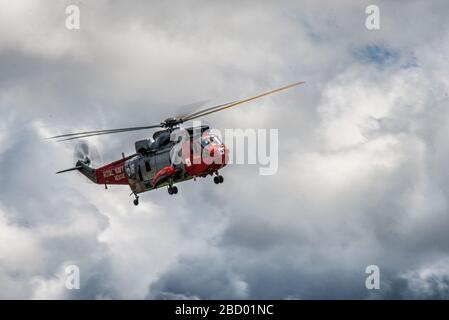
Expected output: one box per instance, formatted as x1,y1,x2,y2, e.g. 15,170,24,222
1,0,449,299
384,258,449,299
148,253,249,299
353,45,400,66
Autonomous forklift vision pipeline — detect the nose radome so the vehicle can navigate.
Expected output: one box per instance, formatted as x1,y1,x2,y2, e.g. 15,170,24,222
208,144,228,167
222,144,229,165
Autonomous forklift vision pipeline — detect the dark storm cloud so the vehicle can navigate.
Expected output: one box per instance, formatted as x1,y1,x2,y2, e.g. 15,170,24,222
147,248,376,299
0,124,119,298
2,0,449,299
147,254,248,299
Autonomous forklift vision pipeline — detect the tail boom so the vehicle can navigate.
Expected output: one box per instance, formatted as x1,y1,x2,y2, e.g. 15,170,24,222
57,154,136,185
95,158,128,185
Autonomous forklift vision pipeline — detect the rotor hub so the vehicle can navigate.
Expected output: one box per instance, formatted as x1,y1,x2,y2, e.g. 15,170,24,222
162,117,182,129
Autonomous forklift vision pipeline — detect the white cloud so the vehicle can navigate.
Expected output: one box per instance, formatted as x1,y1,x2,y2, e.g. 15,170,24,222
2,0,449,299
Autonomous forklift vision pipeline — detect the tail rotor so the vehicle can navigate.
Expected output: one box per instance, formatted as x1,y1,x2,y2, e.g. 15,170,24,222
56,140,101,184
73,140,101,167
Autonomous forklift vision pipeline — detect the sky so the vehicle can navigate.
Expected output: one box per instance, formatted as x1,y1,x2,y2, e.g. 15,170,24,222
1,0,449,299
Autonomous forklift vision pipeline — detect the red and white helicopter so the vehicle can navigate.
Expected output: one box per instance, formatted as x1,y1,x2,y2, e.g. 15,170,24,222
50,81,304,205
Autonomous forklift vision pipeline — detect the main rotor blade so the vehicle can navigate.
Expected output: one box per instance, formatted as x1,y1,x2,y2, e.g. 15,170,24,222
48,124,162,141
179,101,237,120
182,81,305,122
56,127,161,142
57,129,137,142
56,166,82,174
173,99,211,118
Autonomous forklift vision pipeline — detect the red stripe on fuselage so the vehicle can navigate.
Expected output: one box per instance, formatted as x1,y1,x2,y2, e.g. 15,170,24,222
96,158,129,185
184,143,229,177
151,166,177,187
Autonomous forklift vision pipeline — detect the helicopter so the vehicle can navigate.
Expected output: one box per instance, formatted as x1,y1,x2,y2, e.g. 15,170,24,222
49,81,304,205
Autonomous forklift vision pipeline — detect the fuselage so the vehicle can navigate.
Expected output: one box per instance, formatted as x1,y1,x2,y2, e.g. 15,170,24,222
82,128,228,195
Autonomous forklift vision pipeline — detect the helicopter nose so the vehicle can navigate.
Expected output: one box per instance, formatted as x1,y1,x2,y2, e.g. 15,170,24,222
224,145,229,163
208,144,228,167
219,144,229,166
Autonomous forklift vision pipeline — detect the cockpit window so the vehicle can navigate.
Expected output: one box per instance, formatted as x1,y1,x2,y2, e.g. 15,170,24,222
201,134,221,148
201,138,211,148
211,135,222,144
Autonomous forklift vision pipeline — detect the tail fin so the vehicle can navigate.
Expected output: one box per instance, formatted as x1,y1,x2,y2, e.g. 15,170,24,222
56,166,82,174
56,160,97,183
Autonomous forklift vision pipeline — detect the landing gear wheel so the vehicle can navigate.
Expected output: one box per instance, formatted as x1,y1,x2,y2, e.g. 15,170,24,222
168,187,174,195
172,186,178,194
133,198,139,206
214,175,224,184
